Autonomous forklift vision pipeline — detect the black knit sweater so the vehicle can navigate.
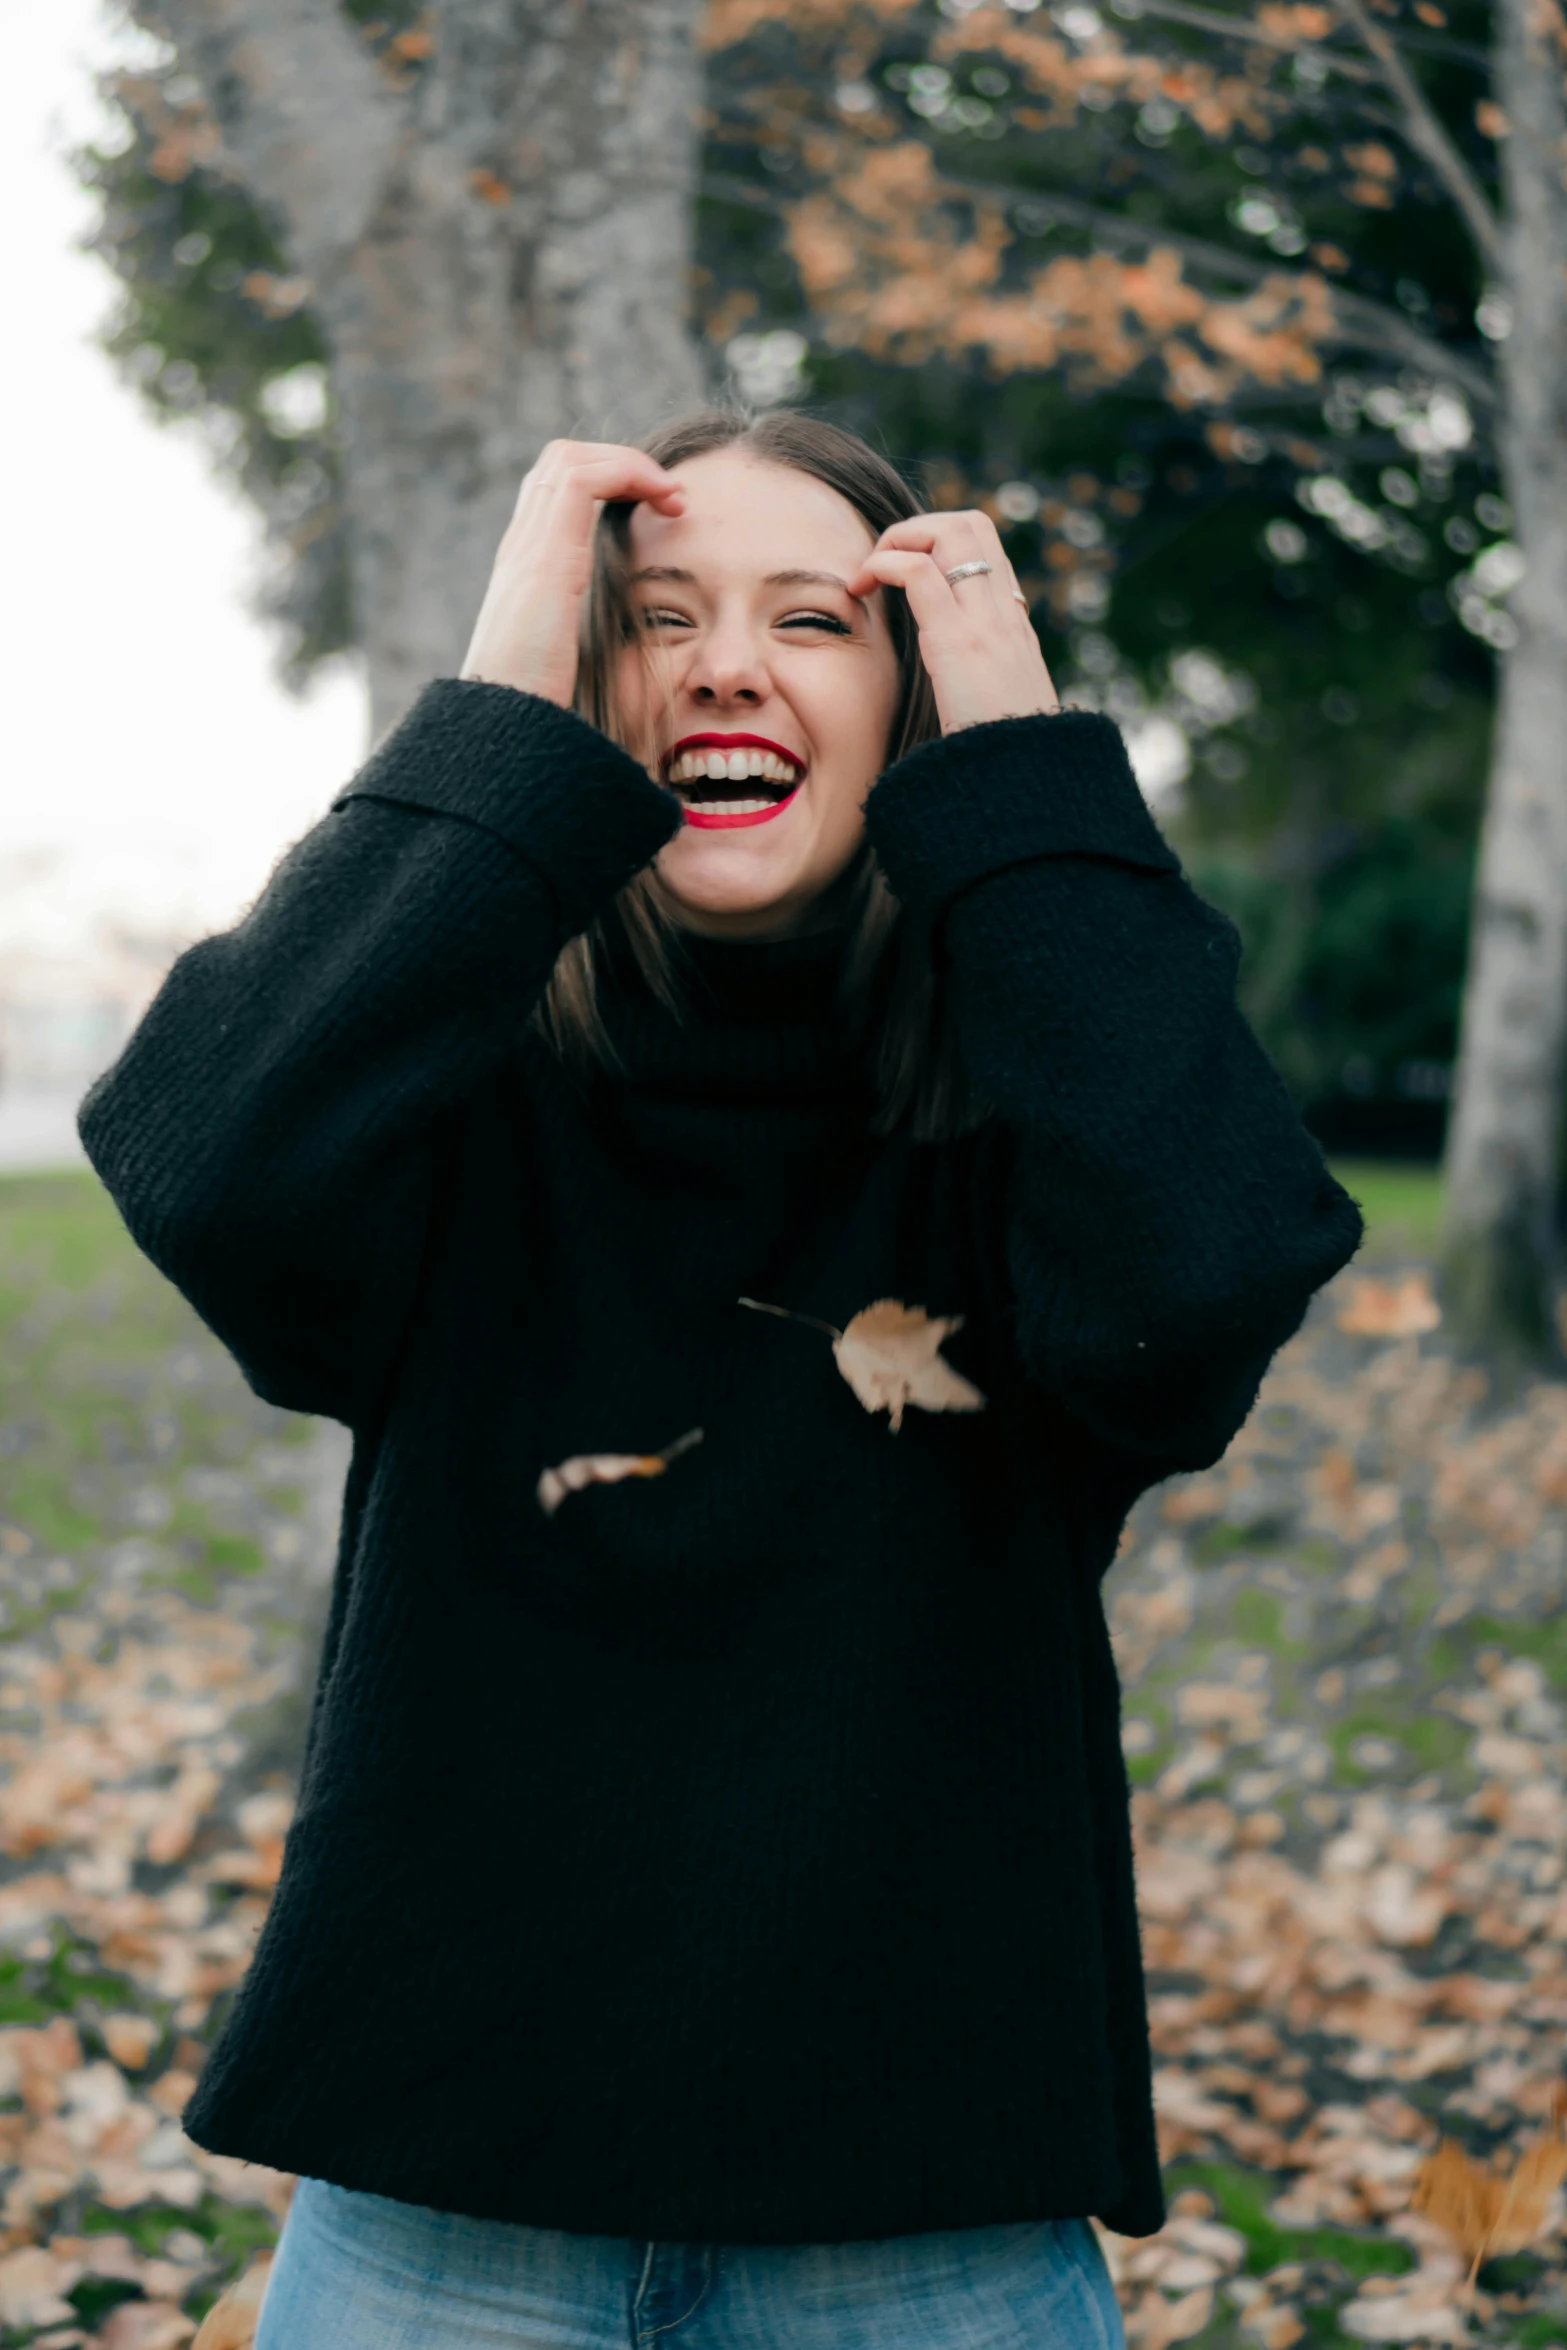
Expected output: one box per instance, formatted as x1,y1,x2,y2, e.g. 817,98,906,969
79,681,1362,2244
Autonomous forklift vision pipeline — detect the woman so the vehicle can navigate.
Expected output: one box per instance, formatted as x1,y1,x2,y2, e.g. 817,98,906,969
79,409,1362,2347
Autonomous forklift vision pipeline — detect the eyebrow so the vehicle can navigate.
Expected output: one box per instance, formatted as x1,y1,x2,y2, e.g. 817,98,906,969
628,566,855,593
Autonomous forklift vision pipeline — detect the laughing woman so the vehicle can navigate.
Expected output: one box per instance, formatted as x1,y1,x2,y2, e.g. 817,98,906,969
79,409,1361,2349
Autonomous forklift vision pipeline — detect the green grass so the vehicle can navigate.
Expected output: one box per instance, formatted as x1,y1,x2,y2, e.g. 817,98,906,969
1164,2160,1416,2282
1432,1613,1567,1694
1327,1158,1443,1260
0,1168,300,1589
1515,2317,1567,2349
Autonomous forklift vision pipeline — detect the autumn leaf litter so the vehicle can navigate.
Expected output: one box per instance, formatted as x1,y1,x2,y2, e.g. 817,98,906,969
0,1259,1566,2343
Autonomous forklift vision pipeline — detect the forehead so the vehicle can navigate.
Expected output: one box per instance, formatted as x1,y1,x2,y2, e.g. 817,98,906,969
626,448,875,578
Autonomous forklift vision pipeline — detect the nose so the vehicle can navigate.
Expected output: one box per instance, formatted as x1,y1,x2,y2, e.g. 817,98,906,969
684,609,768,709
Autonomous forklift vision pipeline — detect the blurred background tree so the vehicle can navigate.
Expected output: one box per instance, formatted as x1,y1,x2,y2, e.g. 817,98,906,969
79,0,1566,1356
697,0,1564,1359
82,0,707,733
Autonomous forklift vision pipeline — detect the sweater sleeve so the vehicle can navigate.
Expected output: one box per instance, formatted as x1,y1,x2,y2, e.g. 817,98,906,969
865,710,1364,1476
78,679,681,1427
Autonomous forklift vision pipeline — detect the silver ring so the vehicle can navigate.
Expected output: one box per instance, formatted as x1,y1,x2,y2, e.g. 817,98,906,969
944,560,992,586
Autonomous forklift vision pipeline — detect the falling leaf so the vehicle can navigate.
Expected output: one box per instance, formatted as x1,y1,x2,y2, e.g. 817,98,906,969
191,2257,272,2350
1413,2106,1567,2277
1336,1274,1441,1337
536,1429,703,1517
738,1297,986,1432
834,1301,987,1431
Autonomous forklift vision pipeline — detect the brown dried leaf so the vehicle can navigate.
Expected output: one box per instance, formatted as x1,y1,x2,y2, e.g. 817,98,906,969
191,2257,272,2350
1487,2133,1567,2255
100,2304,197,2350
1335,1274,1441,1337
1128,2283,1215,2349
537,1429,702,1517
100,2016,159,2073
832,1300,987,1432
1414,2118,1567,2267
0,2245,80,2328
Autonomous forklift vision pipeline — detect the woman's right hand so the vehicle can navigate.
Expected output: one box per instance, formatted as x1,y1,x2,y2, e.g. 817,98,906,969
460,440,686,708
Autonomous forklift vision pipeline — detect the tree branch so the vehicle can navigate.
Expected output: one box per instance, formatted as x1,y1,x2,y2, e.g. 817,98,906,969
1108,0,1377,83
702,166,1497,410
1331,0,1502,272
126,0,403,279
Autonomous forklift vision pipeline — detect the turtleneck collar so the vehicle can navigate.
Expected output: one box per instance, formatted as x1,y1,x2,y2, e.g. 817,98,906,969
594,914,876,1109
672,922,855,1029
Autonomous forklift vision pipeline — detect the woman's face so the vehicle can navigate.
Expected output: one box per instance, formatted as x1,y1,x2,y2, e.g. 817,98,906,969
614,448,904,938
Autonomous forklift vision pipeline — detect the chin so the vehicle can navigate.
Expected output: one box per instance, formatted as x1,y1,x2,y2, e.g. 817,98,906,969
657,837,806,920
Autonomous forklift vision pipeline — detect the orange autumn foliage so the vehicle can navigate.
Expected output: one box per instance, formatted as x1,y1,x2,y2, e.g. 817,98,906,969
1413,2097,1567,2277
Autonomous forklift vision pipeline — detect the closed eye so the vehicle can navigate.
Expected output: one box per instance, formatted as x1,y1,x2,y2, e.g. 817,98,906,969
635,606,853,635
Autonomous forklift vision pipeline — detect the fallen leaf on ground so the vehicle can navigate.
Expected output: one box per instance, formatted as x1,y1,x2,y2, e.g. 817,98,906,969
536,1428,703,1517
1126,2281,1215,2347
1336,1274,1441,1337
101,2014,160,2071
191,2255,273,2349
100,2303,197,2350
0,2242,80,2327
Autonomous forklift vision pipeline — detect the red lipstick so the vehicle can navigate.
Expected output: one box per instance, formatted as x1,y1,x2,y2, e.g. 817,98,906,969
682,792,799,831
661,730,805,775
663,729,805,830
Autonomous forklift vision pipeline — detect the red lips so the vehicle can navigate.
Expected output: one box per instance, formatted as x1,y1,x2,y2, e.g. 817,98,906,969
662,730,805,831
660,730,805,777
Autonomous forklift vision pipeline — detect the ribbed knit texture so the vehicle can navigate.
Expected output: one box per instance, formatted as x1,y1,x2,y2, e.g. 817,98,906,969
78,681,1362,2245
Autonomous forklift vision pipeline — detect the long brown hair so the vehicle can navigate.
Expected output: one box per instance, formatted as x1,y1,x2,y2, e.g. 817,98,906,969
535,407,974,1138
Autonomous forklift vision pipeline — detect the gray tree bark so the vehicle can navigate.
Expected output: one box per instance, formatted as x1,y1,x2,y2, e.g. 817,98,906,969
1439,0,1567,1369
141,0,708,733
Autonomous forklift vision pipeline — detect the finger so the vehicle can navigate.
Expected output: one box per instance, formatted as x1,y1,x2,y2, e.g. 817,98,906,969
880,509,1007,552
867,512,989,561
849,541,1025,617
515,447,685,522
564,452,687,508
863,512,1021,603
849,547,968,638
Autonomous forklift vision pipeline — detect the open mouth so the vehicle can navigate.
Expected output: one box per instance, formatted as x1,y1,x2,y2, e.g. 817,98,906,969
661,734,805,830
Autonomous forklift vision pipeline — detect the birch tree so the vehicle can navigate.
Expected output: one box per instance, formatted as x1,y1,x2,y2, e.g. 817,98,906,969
1440,0,1567,1367
95,0,707,735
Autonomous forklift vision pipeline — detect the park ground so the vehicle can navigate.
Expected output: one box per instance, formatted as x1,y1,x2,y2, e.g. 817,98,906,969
0,1161,1563,2349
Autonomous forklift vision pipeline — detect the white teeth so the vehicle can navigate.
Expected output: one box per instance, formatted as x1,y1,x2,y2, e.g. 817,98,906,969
691,797,772,815
666,745,803,786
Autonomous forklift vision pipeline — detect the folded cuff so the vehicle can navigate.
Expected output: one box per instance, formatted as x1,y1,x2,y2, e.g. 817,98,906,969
865,710,1179,924
334,679,682,933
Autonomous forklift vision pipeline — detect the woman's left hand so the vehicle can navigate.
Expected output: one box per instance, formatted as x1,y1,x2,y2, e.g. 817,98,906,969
846,510,1059,737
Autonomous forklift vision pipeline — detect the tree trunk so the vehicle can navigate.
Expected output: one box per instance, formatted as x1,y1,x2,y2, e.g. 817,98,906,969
1438,0,1567,1372
148,0,708,733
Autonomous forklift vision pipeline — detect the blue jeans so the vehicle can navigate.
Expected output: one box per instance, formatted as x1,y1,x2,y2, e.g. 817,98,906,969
255,2179,1126,2348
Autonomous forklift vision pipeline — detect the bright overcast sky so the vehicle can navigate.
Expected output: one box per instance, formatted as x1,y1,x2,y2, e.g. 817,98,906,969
1,0,367,947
